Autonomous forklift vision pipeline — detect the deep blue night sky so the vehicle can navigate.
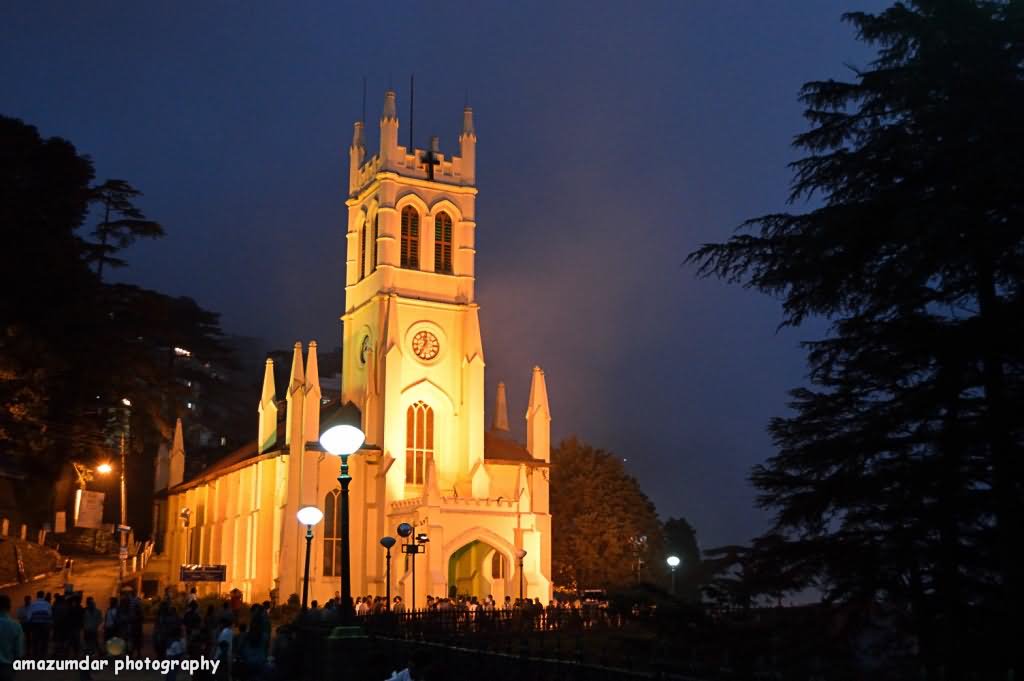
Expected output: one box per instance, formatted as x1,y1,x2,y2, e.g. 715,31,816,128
1,1,888,550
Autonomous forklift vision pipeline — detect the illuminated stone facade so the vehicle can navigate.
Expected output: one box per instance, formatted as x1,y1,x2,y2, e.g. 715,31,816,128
149,93,553,607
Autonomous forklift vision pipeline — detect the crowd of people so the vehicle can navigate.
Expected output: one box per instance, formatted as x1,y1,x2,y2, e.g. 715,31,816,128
0,584,627,681
0,586,307,681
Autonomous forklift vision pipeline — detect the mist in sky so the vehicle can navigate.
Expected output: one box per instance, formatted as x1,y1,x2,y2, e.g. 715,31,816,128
1,1,889,549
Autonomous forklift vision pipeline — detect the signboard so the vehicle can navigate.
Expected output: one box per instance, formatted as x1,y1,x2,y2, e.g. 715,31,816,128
119,547,129,560
55,512,66,534
74,489,105,529
179,564,227,582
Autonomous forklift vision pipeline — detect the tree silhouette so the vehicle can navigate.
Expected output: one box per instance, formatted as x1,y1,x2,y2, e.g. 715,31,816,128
687,1,1024,675
88,179,163,280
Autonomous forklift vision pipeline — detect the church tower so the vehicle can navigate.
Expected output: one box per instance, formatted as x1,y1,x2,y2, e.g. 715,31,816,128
342,90,483,503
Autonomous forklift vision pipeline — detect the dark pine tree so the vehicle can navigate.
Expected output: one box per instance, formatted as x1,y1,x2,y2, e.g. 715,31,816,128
87,179,163,281
687,2,1024,676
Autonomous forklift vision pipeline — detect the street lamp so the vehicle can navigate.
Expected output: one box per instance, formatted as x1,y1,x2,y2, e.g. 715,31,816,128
72,461,112,490
117,398,131,587
319,401,365,624
95,463,113,475
180,508,192,563
515,548,528,601
666,555,681,596
297,506,324,610
379,536,396,612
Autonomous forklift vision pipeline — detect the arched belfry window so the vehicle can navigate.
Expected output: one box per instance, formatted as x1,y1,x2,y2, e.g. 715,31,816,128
359,218,368,280
323,490,342,576
401,206,419,269
370,214,379,273
406,401,433,485
434,211,453,274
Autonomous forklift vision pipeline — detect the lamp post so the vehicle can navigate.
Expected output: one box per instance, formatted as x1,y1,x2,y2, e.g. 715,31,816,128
117,398,131,587
179,509,192,563
318,402,365,624
666,555,681,596
297,506,324,610
379,536,396,612
515,548,527,601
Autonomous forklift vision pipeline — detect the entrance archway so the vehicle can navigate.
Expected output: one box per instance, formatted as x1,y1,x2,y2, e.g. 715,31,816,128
447,540,509,601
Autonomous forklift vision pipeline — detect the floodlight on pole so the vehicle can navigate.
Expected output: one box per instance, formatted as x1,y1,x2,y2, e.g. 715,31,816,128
667,555,681,596
515,548,528,601
297,505,324,610
318,401,365,624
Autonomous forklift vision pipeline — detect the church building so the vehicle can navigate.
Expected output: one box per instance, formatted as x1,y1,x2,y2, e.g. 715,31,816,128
147,91,554,607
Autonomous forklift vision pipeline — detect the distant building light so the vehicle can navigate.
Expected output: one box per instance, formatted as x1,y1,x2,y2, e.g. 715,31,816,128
186,402,194,410
174,347,192,357
220,436,227,446
121,398,132,407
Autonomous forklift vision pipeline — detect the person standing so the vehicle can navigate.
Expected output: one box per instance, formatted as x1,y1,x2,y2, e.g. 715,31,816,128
0,595,25,681
81,598,101,659
66,595,83,657
213,619,233,680
13,598,29,659
102,598,118,645
164,625,187,681
25,592,51,659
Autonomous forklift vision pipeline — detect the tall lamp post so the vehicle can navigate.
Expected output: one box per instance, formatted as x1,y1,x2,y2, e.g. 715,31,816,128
379,536,396,612
118,398,131,587
318,402,365,624
515,548,527,601
297,506,324,610
667,555,681,597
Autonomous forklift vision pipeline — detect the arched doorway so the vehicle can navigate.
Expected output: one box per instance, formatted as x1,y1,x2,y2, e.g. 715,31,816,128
447,540,508,601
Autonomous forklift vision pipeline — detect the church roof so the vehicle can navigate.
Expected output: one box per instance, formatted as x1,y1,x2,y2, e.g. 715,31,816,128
483,429,543,464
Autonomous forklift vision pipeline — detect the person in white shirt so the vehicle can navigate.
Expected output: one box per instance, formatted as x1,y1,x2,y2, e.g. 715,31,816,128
165,625,187,681
214,621,233,679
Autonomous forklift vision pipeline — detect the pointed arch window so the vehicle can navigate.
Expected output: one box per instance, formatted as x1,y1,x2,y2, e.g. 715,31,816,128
370,214,379,273
359,218,368,280
434,211,453,274
406,401,433,485
491,551,506,579
323,489,342,577
401,206,420,269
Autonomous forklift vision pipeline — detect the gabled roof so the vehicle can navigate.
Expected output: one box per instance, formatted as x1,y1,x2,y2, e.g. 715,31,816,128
483,429,543,464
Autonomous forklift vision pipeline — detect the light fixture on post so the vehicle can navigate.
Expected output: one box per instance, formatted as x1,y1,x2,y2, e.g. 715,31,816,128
297,505,324,610
379,536,396,612
515,548,528,601
179,508,192,563
117,398,131,587
666,555,681,596
318,401,365,624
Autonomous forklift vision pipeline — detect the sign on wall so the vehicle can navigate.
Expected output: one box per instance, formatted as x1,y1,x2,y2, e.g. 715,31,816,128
180,564,227,582
74,489,105,529
54,511,66,534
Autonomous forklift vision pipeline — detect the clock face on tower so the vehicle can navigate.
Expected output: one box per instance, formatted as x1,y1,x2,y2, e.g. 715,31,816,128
411,330,440,361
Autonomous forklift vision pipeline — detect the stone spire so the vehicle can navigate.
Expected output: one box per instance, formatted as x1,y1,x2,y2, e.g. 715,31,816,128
169,417,185,488
285,342,305,446
304,341,321,445
525,366,551,463
459,106,476,185
382,89,397,120
349,120,366,194
492,381,510,432
258,358,278,452
380,89,399,165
